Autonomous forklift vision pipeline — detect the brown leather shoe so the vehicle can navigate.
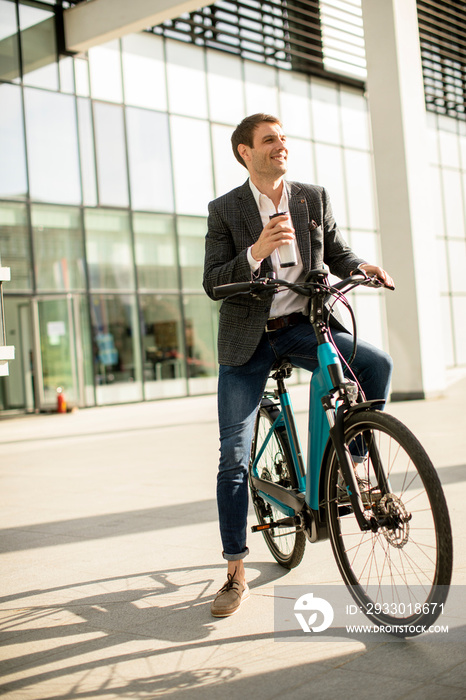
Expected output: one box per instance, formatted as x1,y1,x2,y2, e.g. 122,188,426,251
211,573,250,617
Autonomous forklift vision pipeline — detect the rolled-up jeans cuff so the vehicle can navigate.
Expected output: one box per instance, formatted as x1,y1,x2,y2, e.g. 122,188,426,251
222,547,249,561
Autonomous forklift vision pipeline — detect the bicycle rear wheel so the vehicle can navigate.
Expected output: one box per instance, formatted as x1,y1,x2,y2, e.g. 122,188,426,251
325,409,452,635
249,402,306,569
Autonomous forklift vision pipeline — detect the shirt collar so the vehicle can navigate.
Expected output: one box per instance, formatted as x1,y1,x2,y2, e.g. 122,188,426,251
248,178,288,212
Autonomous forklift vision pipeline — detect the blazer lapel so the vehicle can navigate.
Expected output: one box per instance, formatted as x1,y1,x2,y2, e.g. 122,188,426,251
287,182,311,270
237,180,263,244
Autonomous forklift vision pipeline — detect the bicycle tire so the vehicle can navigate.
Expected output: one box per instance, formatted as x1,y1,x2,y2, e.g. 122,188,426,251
325,409,453,635
249,403,306,569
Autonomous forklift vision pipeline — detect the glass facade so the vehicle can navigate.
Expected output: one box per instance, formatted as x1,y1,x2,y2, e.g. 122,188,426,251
0,0,463,412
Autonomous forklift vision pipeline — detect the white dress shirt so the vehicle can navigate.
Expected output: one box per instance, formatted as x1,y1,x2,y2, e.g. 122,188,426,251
247,179,307,318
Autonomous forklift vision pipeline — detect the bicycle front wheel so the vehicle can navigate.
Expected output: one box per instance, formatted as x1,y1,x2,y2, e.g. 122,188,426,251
325,410,452,635
249,403,306,569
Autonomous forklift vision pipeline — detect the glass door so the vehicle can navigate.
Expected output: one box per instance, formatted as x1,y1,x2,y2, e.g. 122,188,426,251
34,295,85,410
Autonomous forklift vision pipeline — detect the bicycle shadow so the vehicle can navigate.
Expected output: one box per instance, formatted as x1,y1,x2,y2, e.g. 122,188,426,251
0,561,290,685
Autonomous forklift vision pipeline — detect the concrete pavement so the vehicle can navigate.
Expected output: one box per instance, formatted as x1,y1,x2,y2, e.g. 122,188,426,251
0,377,465,699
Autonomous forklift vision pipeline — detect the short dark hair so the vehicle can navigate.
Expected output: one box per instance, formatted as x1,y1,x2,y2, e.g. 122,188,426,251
231,113,282,168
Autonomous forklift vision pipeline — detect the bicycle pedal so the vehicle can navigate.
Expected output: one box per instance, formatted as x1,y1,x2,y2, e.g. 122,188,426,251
252,516,296,532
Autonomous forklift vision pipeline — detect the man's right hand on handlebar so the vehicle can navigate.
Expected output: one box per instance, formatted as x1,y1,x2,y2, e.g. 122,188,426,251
251,214,295,262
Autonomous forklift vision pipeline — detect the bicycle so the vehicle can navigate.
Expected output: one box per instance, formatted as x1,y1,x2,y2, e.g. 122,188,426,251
214,269,453,636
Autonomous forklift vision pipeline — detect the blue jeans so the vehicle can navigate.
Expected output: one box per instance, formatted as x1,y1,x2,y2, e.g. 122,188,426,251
216,323,393,560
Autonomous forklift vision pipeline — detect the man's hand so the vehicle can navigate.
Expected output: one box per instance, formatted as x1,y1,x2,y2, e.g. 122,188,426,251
251,214,295,262
358,263,395,289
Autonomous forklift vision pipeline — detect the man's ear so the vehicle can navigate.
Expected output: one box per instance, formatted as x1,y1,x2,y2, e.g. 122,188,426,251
237,143,250,163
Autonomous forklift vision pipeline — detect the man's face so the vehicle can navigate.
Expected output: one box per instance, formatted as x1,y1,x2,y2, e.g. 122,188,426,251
241,122,288,180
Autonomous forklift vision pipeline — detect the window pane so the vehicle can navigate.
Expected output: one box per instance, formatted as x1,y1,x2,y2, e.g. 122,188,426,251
279,71,311,139
166,39,208,118
207,49,244,125
340,89,370,150
178,216,207,291
244,61,278,116
75,56,90,97
19,2,58,90
170,116,214,215
59,56,74,93
84,209,135,290
90,294,143,404
438,117,459,169
77,98,97,206
0,83,27,199
93,101,129,207
452,296,466,365
184,295,218,395
24,88,81,204
126,107,174,212
442,169,465,239
0,0,20,81
286,137,314,184
314,143,348,228
211,123,246,198
447,239,466,293
89,39,123,103
31,204,85,291
133,212,178,290
0,202,32,291
140,294,186,399
344,149,376,230
311,79,341,145
122,33,167,111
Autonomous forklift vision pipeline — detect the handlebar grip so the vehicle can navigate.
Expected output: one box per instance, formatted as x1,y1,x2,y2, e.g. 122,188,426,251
213,282,254,298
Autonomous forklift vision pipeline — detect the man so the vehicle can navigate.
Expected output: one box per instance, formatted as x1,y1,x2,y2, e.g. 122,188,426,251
203,113,393,617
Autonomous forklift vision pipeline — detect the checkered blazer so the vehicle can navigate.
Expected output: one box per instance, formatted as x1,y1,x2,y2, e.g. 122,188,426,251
203,180,365,367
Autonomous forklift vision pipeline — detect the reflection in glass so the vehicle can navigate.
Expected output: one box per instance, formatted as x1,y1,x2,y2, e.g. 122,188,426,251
84,209,134,290
126,108,174,212
90,294,142,404
77,98,97,206
24,88,81,204
183,295,217,395
37,297,77,406
166,39,208,118
447,239,466,293
93,101,129,207
32,205,86,291
133,213,178,290
0,0,20,81
0,202,32,290
170,116,214,215
0,83,27,198
177,216,207,291
19,1,58,89
140,294,186,399
122,33,167,111
89,39,123,103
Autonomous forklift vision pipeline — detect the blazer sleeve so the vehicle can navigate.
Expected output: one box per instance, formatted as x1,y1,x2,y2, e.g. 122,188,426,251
203,198,253,300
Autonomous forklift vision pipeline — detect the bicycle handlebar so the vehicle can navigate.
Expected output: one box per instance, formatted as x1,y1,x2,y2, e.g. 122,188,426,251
213,269,394,300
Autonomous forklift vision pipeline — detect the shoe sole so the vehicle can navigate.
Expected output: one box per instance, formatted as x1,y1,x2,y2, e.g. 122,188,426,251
211,588,250,618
